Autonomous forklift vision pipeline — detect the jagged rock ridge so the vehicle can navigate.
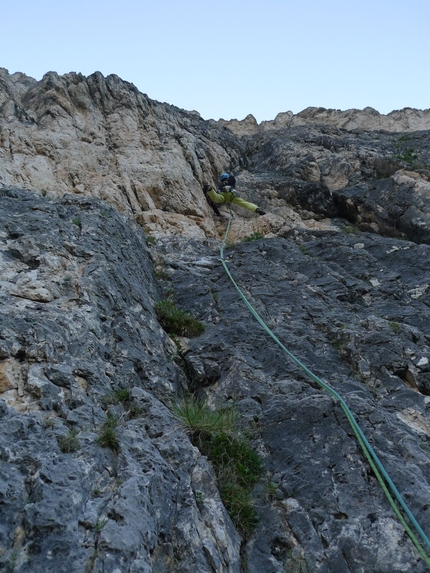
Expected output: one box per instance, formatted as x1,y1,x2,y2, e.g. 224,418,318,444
220,106,430,137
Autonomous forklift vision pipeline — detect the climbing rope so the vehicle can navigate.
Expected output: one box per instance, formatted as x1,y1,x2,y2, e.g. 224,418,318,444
219,208,430,568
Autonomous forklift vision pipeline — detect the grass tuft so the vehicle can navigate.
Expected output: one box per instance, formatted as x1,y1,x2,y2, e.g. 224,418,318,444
172,395,263,536
102,389,144,420
219,483,259,533
243,232,264,242
155,300,205,337
341,223,360,234
58,429,80,453
97,411,120,451
171,398,238,437
105,388,131,404
396,147,418,165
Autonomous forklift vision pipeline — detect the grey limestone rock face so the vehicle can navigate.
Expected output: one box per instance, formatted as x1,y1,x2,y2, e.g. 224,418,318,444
242,125,430,245
0,189,240,573
155,229,430,572
0,68,247,227
1,192,430,572
1,69,430,573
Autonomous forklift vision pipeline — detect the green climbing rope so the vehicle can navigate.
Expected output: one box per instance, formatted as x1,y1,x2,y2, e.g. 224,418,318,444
219,210,430,568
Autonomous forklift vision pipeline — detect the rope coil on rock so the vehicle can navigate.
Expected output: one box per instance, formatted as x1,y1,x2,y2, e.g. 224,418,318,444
219,207,430,568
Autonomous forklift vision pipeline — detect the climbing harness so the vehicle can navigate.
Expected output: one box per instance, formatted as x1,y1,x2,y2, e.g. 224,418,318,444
219,206,430,568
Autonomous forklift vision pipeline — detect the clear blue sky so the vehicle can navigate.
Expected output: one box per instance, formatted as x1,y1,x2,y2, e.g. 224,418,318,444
3,0,429,123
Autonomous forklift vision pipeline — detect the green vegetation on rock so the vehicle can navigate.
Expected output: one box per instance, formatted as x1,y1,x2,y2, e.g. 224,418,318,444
155,300,205,337
172,396,263,535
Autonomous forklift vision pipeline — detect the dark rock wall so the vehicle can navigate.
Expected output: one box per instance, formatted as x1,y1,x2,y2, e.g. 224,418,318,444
243,126,430,244
0,189,240,573
151,227,430,571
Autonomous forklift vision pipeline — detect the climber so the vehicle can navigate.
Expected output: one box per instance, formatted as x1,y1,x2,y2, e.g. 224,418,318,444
202,184,222,216
203,173,266,216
